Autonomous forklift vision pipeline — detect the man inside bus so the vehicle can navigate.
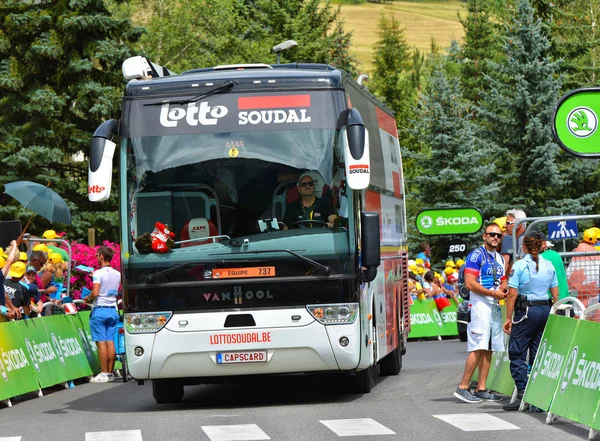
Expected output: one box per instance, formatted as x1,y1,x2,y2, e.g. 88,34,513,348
282,171,336,229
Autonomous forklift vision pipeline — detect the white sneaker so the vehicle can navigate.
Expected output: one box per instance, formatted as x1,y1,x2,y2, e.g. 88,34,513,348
90,373,110,383
106,373,115,382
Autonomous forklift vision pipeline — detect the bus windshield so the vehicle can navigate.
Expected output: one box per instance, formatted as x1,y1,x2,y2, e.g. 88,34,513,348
124,128,353,288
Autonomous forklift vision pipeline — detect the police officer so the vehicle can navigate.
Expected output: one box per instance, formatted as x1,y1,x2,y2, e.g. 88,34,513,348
502,231,559,411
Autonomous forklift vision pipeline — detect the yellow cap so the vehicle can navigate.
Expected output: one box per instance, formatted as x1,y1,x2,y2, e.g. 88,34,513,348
415,258,424,265
583,228,597,244
456,259,465,267
33,244,50,253
445,260,456,268
43,230,59,239
19,252,27,262
417,267,426,275
444,266,455,275
408,264,418,273
0,256,5,268
1,249,8,259
48,252,63,264
493,216,507,231
434,271,441,278
8,261,26,279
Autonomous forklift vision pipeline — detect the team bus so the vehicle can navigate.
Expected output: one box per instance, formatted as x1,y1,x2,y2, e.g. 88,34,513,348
88,56,410,403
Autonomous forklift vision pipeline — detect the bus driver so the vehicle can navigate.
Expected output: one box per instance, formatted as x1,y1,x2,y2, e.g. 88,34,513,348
283,171,336,229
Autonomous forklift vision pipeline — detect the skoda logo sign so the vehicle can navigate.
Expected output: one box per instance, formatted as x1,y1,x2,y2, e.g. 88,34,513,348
531,339,547,383
25,338,40,372
560,346,578,393
420,216,432,229
567,107,597,138
51,333,65,366
0,357,7,382
432,309,443,328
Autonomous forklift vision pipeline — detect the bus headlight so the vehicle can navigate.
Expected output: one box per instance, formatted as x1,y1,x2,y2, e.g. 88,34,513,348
125,312,172,333
306,303,358,324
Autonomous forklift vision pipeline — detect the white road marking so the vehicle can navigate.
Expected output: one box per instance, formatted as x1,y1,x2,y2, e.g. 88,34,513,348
0,437,22,441
201,424,271,441
433,413,521,431
85,430,143,441
320,418,396,436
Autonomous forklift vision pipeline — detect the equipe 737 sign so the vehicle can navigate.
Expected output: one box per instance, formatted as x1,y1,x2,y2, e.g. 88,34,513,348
416,207,483,236
553,88,600,157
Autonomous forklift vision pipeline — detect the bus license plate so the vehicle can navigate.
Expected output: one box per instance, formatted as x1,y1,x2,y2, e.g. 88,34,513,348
216,351,268,364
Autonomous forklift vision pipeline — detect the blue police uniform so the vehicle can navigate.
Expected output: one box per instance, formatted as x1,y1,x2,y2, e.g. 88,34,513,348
507,254,558,392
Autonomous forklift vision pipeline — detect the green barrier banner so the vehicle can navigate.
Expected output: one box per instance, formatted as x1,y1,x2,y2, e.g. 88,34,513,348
42,314,94,381
409,300,441,338
68,311,100,374
487,340,515,396
524,314,579,412
439,302,458,337
15,318,69,388
548,318,600,426
0,321,40,400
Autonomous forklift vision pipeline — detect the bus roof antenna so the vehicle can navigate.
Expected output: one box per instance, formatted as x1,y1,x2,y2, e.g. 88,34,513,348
273,40,298,64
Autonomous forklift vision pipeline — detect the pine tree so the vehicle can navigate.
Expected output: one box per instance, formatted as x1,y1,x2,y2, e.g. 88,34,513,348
478,0,566,212
532,0,600,90
329,16,359,77
456,0,503,105
0,0,142,242
409,60,501,261
369,13,419,161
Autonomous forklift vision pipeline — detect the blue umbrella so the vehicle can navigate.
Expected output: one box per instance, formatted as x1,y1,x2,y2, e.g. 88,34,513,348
4,181,72,225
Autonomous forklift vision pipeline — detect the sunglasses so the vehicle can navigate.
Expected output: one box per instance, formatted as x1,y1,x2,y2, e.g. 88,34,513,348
486,232,502,238
300,181,315,188
505,221,515,226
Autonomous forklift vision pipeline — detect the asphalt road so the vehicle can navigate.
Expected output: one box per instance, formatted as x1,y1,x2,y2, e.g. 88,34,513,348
0,339,592,441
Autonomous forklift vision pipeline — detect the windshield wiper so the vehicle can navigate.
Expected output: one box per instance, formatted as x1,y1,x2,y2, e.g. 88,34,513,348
144,80,236,106
210,249,331,276
144,262,201,283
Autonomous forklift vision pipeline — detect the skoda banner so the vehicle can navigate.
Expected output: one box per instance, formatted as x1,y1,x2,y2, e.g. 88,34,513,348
524,314,579,412
553,87,600,157
415,207,483,236
548,318,600,427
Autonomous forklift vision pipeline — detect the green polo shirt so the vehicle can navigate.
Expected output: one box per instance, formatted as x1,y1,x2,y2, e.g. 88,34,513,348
541,249,569,299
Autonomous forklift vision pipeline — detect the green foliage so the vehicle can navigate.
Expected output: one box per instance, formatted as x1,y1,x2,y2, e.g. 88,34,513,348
408,59,502,260
108,0,358,74
455,0,503,105
0,0,142,243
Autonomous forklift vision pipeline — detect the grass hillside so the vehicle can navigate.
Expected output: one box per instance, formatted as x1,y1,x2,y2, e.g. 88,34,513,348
336,1,465,73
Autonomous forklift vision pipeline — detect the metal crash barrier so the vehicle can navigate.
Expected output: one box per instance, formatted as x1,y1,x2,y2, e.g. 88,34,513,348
521,297,600,440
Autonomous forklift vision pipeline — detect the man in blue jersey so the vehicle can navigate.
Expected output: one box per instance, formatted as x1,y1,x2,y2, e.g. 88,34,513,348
454,223,507,403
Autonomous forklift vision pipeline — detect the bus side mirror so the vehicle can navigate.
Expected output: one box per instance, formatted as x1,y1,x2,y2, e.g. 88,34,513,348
343,108,370,190
88,119,118,202
361,212,380,282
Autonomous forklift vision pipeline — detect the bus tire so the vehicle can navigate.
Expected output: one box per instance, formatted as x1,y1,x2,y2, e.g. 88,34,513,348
379,345,402,376
346,366,373,394
152,379,184,404
121,354,129,383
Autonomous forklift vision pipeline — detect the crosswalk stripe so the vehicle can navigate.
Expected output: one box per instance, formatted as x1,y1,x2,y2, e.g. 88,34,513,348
320,418,396,436
201,424,270,441
85,430,143,441
0,437,22,441
433,413,521,431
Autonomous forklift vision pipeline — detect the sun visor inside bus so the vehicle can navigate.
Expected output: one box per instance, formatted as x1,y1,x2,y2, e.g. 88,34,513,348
343,109,370,190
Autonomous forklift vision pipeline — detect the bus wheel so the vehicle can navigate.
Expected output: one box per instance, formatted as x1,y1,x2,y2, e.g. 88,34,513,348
152,379,184,404
346,366,373,394
121,354,129,383
379,338,402,376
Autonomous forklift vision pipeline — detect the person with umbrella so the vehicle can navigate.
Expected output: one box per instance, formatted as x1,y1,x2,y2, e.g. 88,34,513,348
0,241,22,319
